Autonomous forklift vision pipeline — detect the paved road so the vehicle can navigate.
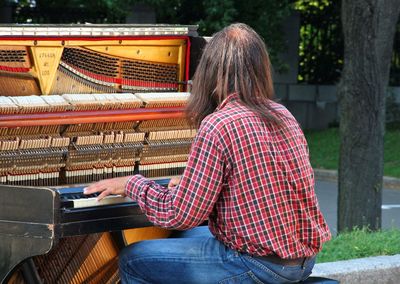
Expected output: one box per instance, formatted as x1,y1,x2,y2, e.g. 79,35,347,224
315,180,400,235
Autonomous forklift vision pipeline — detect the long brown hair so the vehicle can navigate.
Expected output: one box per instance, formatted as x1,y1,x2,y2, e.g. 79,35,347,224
186,23,280,128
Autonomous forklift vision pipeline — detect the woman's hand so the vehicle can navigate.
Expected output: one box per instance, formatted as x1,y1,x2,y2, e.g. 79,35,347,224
83,176,131,201
168,176,181,189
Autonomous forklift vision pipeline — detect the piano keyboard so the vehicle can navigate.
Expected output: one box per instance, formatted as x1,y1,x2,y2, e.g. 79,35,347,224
58,186,134,209
57,178,169,209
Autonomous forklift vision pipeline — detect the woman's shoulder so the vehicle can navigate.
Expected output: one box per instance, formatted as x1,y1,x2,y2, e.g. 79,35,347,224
199,111,229,133
269,100,298,122
202,103,251,126
269,100,289,112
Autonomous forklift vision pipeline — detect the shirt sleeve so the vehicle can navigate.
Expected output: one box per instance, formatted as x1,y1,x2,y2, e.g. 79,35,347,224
125,123,226,230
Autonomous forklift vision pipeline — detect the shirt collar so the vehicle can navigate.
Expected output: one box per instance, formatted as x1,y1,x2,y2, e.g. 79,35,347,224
216,93,239,111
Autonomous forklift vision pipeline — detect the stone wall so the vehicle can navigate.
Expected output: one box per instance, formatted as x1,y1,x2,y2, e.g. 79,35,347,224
275,84,400,130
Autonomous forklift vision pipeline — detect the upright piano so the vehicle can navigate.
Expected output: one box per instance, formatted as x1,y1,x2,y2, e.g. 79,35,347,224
0,24,206,284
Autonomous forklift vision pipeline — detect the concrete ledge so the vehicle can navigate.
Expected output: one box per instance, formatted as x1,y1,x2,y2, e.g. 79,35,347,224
383,176,400,190
314,169,400,190
314,169,339,182
312,254,400,284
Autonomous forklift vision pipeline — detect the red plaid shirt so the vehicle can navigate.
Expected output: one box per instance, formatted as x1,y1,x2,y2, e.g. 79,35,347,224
126,93,331,258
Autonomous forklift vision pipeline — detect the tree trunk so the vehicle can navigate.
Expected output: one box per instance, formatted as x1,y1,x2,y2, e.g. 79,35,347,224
338,0,400,232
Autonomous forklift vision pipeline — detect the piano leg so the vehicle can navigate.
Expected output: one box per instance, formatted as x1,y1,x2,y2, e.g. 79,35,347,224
0,236,53,284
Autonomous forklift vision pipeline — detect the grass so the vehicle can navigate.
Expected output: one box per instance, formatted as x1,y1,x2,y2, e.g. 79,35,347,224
384,124,400,177
317,228,400,263
304,125,400,178
305,127,340,170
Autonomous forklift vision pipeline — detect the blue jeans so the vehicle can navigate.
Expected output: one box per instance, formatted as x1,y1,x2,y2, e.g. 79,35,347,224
119,226,315,284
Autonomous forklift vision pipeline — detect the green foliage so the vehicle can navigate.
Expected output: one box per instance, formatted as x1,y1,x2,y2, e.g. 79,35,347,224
12,0,293,68
384,123,400,178
317,228,400,263
231,0,292,71
294,0,343,83
136,0,292,69
305,126,400,178
305,127,340,170
14,0,127,23
294,0,400,84
197,0,237,35
390,23,400,85
294,0,331,12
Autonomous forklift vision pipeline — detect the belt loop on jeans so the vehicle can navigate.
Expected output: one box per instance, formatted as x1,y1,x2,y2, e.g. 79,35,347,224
301,257,307,270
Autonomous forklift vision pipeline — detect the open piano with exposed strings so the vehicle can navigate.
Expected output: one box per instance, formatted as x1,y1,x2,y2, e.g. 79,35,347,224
0,24,206,284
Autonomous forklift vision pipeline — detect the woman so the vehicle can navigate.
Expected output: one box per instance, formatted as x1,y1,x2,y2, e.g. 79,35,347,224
84,23,331,284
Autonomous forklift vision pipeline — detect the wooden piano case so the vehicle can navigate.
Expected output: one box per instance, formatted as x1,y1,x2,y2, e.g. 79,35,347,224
0,24,207,284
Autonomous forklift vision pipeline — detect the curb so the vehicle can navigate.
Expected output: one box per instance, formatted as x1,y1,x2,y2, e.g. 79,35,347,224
312,254,400,284
314,169,400,190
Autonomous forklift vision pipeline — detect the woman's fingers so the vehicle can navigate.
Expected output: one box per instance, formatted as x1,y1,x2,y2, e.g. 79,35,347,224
83,176,131,197
96,188,113,202
83,180,107,195
168,176,181,188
